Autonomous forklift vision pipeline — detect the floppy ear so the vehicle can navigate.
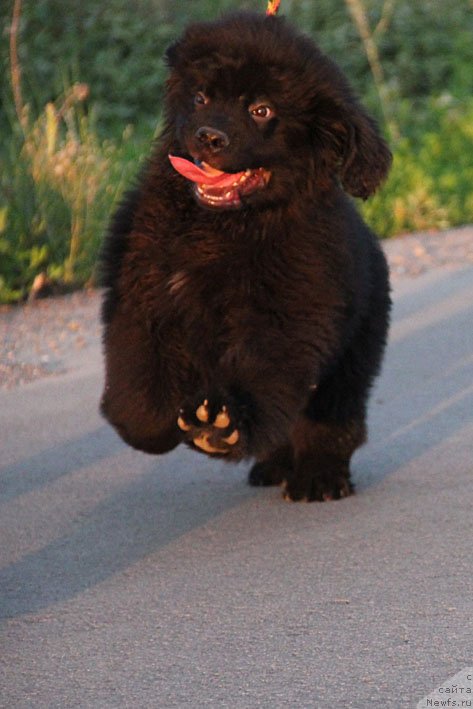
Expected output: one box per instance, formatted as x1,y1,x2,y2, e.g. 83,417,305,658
336,104,392,199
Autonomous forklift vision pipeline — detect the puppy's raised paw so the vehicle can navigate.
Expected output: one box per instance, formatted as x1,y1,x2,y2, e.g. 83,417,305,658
178,399,241,457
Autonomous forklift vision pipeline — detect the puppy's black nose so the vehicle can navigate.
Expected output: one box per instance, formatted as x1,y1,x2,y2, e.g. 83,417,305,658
195,126,229,153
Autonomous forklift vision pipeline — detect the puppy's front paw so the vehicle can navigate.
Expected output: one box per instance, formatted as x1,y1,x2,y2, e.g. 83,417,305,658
177,398,242,457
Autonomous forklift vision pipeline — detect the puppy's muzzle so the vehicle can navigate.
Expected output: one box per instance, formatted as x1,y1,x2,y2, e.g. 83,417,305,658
195,126,230,154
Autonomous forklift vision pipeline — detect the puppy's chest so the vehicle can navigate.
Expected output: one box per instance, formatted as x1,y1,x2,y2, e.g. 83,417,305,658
165,259,282,336
167,264,260,311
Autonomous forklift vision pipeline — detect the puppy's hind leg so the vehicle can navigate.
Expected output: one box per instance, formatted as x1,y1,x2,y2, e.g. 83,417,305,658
285,415,365,502
284,299,388,501
284,256,390,501
248,445,293,488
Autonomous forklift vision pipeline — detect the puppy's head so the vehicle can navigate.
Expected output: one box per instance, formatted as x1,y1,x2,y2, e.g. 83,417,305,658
164,12,391,209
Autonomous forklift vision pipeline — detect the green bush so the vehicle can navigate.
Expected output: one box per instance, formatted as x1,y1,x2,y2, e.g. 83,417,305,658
362,96,473,236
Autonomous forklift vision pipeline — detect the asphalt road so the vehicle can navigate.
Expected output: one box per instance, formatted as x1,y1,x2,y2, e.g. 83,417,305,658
1,264,472,708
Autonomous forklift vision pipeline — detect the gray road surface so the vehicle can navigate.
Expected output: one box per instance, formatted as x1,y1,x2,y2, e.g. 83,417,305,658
1,264,472,708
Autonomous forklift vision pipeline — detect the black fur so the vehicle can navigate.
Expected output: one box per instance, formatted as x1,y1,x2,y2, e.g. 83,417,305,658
100,11,391,501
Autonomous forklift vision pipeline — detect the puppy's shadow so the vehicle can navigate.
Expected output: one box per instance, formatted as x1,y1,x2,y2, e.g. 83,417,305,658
0,435,254,621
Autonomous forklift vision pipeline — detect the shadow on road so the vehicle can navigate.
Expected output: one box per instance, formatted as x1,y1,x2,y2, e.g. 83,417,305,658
1,440,253,620
0,425,122,504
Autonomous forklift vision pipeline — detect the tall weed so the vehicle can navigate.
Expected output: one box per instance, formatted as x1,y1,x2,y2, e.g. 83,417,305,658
0,85,136,302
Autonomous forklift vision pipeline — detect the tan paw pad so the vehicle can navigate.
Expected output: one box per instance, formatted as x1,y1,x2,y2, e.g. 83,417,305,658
193,433,228,454
196,400,209,423
222,429,239,445
177,415,191,431
214,407,230,429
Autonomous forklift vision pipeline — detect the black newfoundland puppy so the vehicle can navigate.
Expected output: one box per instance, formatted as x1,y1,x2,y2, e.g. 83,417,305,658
100,11,392,501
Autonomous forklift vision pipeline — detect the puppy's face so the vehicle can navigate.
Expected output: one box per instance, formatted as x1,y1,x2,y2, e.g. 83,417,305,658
164,13,392,210
172,89,278,209
165,45,299,210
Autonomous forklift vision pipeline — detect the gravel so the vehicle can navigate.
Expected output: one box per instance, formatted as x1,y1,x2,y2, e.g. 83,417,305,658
0,289,101,389
1,225,472,390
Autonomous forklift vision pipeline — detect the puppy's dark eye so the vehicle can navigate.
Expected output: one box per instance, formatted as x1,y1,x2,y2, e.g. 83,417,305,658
249,104,274,122
194,92,208,107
